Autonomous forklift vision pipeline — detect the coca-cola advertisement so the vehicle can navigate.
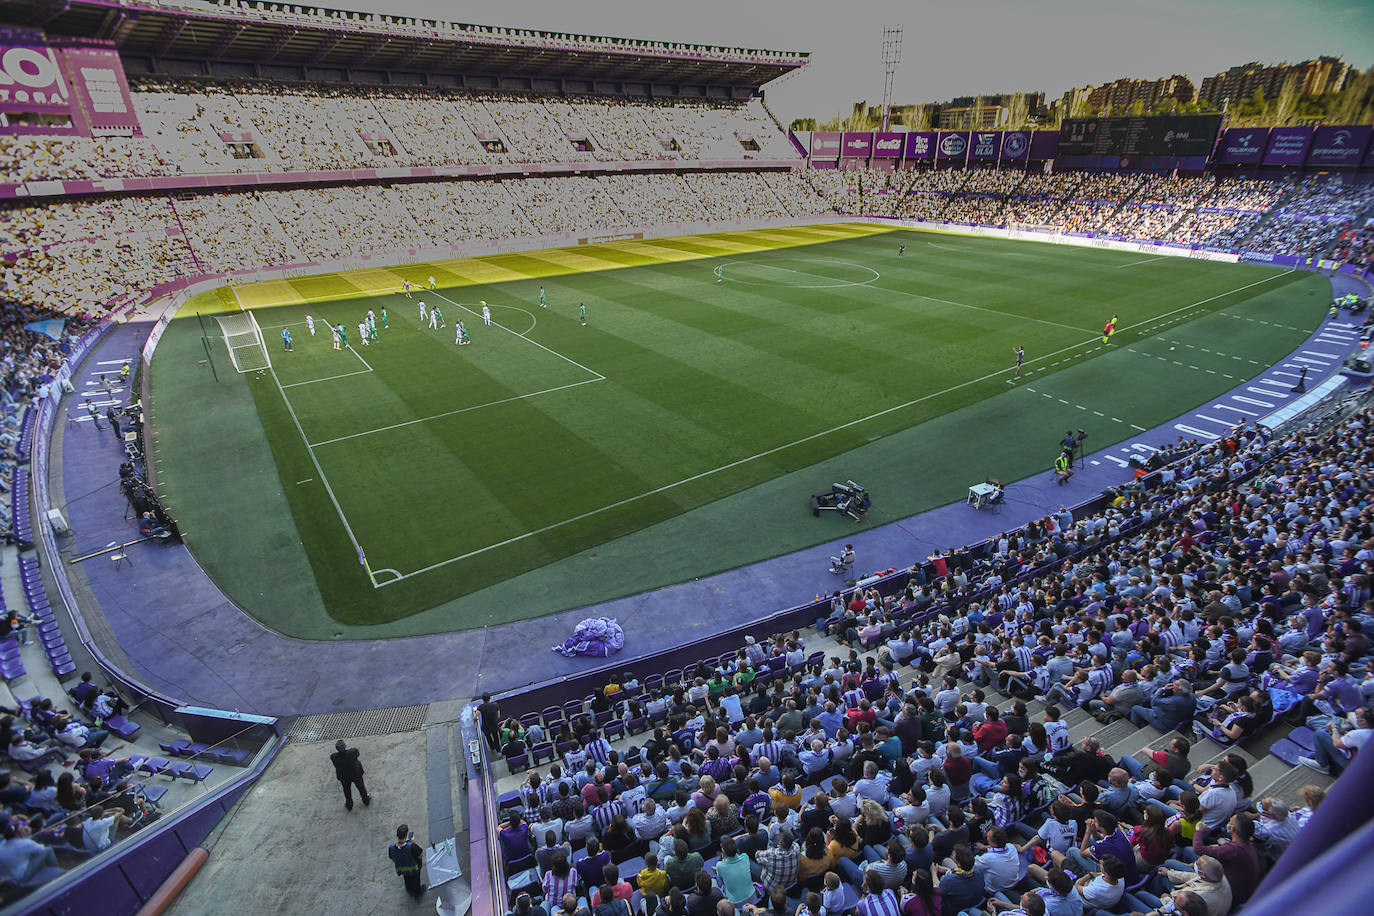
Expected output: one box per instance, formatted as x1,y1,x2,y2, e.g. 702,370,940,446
872,132,902,158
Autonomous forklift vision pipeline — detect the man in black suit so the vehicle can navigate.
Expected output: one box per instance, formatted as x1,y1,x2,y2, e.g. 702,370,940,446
331,739,371,810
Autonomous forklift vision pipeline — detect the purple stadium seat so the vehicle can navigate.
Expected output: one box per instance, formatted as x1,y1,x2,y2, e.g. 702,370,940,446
1286,727,1316,750
1268,738,1306,767
105,714,140,740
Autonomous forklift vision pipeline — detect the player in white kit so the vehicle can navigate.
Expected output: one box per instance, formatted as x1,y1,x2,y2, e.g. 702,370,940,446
305,314,315,336
481,301,491,326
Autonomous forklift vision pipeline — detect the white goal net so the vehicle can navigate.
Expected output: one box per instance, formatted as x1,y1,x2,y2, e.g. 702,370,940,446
215,310,270,373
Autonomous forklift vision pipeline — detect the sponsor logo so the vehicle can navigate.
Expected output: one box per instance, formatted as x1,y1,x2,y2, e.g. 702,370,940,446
939,133,966,156
0,45,68,106
1241,251,1276,263
907,136,930,155
1002,133,1028,156
875,137,901,151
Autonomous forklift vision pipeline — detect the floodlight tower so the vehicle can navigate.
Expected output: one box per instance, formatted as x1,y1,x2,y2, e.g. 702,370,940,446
880,26,903,132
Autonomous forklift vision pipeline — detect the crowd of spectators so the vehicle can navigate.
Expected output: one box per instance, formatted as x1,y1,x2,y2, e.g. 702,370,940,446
0,684,160,901
1,158,1367,325
1246,178,1374,258
0,198,197,317
0,80,798,183
490,402,1374,916
1332,225,1374,271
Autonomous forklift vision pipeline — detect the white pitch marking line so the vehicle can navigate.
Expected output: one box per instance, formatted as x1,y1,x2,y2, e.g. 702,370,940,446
281,368,374,389
1300,350,1339,359
1114,255,1168,268
430,291,605,381
295,478,314,485
309,377,605,448
377,269,1304,587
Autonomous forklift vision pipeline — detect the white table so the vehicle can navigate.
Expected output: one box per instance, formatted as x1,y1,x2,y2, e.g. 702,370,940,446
967,482,997,509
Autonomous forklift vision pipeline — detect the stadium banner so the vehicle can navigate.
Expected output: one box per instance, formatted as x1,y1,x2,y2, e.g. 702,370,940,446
1216,128,1268,165
1000,131,1030,160
841,131,873,157
0,33,80,135
58,43,140,136
903,131,936,159
1306,125,1371,168
970,131,1000,160
1365,139,1374,169
872,132,903,158
936,131,969,160
1263,126,1313,165
810,130,841,159
1028,131,1058,160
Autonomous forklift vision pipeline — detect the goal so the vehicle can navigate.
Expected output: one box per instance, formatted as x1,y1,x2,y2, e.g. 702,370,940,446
214,310,271,373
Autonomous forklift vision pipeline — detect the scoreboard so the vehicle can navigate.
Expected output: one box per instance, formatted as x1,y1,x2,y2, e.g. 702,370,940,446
1058,115,1222,159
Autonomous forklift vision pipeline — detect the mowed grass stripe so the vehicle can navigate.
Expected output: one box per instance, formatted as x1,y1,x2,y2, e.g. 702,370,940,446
154,228,1316,632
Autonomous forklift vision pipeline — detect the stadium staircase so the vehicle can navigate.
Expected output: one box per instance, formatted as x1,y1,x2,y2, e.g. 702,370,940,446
164,194,205,276
1159,175,1219,239
1099,173,1149,223
1233,180,1303,251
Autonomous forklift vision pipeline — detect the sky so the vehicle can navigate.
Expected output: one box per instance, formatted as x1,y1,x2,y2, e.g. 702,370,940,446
338,0,1373,123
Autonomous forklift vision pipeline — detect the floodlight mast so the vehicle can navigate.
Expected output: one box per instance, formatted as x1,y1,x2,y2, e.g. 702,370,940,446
880,26,903,132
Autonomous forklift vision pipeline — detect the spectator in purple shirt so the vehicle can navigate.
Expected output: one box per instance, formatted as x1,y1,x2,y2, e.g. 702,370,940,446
1194,812,1261,906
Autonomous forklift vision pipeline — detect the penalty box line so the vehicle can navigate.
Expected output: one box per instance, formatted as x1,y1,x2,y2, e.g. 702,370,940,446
373,268,1301,589
429,290,606,381
304,291,607,449
257,333,375,585
280,343,374,389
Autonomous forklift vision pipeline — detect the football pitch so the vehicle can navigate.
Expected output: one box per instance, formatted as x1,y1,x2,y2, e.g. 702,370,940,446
149,224,1326,637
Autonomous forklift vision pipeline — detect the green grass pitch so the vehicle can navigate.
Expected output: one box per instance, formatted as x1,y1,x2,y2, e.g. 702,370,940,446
148,224,1325,637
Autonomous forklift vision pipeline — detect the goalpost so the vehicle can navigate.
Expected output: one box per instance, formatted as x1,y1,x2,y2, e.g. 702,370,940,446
214,291,272,373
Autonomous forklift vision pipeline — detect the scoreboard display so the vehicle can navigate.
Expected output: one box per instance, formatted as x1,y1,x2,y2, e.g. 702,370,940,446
1058,115,1222,159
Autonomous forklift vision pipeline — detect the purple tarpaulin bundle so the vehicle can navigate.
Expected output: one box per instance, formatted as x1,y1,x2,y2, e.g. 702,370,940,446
552,617,624,658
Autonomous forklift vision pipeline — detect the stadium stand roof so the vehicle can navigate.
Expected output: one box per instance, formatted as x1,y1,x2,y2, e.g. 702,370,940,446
6,0,809,92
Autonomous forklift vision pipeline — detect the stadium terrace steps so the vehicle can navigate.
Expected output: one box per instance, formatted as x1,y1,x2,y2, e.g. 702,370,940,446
1254,759,1335,808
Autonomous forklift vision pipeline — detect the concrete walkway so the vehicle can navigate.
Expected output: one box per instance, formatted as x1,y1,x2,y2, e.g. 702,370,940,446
49,277,1367,716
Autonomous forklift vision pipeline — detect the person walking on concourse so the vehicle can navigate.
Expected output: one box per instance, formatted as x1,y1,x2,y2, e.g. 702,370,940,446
331,738,371,811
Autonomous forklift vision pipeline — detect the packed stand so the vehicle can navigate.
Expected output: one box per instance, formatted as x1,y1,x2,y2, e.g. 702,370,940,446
1332,225,1374,270
172,194,308,276
762,173,837,219
0,81,801,185
682,173,793,223
1003,175,1083,228
504,177,628,236
1246,177,1374,258
0,686,162,903
1099,178,1213,241
1163,179,1291,249
485,402,1374,916
599,175,710,226
0,198,196,317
